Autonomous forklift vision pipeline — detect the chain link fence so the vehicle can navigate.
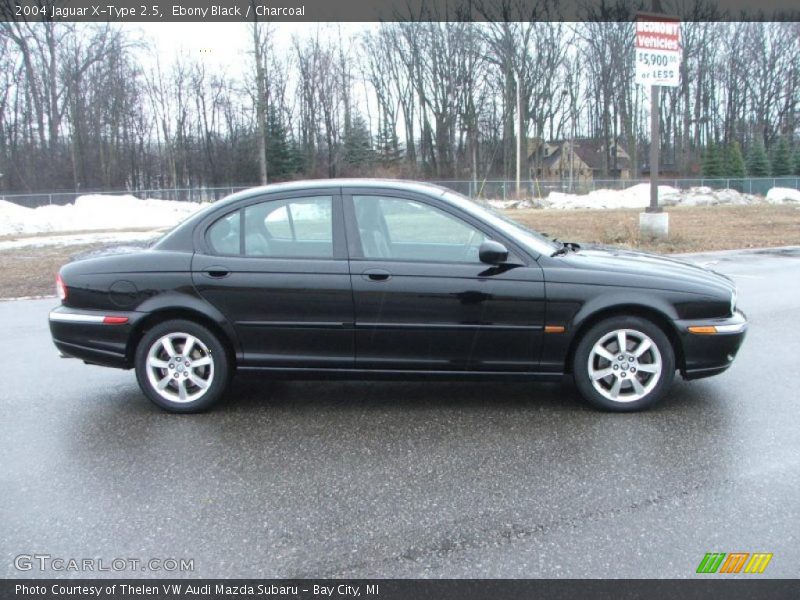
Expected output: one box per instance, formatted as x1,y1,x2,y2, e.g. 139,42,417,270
2,178,799,208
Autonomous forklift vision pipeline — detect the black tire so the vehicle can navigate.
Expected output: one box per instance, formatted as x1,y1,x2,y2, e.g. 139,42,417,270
134,319,231,413
572,315,675,412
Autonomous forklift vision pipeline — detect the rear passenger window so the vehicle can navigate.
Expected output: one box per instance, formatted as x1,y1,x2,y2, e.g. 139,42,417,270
206,211,241,255
264,205,292,239
244,197,333,258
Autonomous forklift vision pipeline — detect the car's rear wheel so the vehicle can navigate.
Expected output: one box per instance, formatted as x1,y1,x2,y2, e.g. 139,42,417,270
573,316,675,412
135,319,230,413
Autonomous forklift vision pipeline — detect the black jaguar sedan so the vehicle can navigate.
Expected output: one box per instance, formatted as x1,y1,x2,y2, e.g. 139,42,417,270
49,180,747,413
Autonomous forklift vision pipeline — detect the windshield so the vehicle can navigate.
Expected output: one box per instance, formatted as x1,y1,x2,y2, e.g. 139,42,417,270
440,189,559,256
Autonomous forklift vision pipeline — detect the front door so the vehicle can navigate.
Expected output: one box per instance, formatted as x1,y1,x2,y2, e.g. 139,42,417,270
192,191,354,368
344,190,546,372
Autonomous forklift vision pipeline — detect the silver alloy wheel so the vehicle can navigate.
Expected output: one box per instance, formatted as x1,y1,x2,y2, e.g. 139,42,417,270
587,328,662,403
145,332,215,403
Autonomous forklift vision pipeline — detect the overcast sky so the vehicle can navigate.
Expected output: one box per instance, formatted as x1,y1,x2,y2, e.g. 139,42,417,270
133,22,374,75
127,22,381,129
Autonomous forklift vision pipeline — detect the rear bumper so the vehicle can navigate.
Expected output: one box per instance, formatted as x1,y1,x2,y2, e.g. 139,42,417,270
677,310,748,380
49,305,141,369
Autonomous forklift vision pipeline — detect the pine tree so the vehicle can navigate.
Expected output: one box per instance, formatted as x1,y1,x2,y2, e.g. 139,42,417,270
264,107,293,180
793,146,800,176
285,139,305,176
374,118,403,167
702,143,724,177
725,142,746,178
770,136,792,177
343,114,375,169
746,138,770,177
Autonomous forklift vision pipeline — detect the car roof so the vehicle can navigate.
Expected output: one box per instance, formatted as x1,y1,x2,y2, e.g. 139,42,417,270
219,178,451,206
153,179,455,251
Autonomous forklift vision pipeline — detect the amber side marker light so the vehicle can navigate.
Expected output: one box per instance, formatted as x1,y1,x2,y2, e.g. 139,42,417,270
688,325,719,335
545,325,566,334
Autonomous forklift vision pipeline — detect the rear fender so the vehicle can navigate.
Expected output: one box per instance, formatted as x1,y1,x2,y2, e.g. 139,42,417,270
132,292,242,361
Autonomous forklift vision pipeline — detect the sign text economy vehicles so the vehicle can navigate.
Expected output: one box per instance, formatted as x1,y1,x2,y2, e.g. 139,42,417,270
635,16,681,87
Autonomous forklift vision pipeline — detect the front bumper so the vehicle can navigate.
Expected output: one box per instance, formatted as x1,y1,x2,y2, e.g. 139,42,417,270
677,310,748,380
49,305,142,369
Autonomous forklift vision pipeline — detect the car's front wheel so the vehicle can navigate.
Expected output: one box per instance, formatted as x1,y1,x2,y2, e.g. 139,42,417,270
135,319,230,413
573,316,675,412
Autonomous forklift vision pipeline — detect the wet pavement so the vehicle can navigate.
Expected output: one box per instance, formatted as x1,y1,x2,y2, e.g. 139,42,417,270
1,248,798,578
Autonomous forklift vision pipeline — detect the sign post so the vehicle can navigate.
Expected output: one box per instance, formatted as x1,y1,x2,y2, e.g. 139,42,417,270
635,14,681,238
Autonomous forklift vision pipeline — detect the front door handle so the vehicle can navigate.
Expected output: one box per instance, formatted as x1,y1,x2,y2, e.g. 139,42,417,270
362,268,391,282
203,268,230,279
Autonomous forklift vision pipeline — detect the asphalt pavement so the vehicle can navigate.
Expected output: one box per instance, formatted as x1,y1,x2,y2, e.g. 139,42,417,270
1,248,799,578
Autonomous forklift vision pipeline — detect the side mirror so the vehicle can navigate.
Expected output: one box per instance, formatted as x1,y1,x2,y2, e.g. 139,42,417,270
479,240,509,264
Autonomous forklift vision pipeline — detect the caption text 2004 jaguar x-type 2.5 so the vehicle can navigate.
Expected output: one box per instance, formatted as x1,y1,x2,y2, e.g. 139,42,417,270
49,180,747,413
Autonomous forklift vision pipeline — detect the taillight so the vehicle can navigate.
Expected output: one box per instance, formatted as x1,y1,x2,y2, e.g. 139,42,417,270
56,274,67,301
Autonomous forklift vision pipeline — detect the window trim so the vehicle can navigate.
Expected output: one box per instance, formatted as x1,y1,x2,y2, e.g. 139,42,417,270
286,204,298,240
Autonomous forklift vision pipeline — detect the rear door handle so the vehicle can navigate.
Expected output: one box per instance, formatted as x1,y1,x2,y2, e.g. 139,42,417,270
362,269,391,282
203,268,230,279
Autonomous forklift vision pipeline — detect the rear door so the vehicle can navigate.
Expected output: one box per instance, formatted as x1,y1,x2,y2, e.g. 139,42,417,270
343,188,546,372
192,189,354,368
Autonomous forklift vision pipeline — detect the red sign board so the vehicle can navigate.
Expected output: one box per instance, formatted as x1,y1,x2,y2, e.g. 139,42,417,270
635,14,681,87
636,20,680,51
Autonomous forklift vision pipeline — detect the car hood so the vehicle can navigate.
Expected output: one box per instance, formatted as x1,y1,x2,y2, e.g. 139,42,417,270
557,244,735,295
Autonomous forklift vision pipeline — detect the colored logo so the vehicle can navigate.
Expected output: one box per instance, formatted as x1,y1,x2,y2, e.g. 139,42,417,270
696,552,773,574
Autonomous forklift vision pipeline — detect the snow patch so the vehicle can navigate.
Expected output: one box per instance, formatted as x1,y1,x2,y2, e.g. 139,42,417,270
486,184,796,210
0,194,206,237
766,187,800,203
544,183,682,210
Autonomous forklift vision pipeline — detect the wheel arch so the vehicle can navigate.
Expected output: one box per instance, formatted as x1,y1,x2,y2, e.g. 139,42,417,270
564,303,684,374
127,305,239,369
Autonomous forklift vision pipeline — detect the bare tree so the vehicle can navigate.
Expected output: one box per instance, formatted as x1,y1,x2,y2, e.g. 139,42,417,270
250,18,270,184
0,17,797,194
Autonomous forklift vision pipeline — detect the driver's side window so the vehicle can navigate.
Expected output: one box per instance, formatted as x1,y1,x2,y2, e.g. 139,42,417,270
352,195,486,263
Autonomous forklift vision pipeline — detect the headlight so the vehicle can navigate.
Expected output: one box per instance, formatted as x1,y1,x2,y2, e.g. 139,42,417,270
730,290,737,316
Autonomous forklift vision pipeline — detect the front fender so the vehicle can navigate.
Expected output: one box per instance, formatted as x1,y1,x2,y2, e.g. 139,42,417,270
570,290,680,331
541,283,683,373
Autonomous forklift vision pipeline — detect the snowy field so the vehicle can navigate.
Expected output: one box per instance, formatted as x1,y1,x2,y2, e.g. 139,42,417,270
486,183,800,211
0,194,207,241
0,185,798,249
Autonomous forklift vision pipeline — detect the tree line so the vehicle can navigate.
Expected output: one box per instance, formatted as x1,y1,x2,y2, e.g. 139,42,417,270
0,10,799,194
701,137,800,178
